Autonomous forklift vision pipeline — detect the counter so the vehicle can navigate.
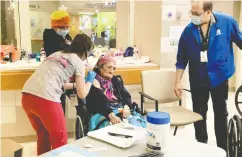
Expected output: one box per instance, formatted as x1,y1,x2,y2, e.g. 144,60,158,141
0,58,159,90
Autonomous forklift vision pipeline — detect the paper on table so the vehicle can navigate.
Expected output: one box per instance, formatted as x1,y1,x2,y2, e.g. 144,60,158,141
55,151,87,157
88,125,146,148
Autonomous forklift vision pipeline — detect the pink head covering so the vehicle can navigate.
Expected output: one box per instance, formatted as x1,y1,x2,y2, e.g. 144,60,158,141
96,56,116,68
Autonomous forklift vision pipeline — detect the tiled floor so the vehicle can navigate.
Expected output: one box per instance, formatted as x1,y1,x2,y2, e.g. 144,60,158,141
18,92,241,157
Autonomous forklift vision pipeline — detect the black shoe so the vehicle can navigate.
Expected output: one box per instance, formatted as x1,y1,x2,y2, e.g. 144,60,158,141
196,138,208,144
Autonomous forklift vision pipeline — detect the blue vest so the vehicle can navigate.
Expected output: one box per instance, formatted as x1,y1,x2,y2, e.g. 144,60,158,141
176,12,242,87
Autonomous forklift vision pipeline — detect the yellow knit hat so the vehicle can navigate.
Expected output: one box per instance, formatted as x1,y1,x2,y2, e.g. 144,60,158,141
51,10,70,28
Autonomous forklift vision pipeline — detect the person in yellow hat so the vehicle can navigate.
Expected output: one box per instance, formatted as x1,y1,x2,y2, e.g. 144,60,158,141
43,9,72,57
43,9,72,116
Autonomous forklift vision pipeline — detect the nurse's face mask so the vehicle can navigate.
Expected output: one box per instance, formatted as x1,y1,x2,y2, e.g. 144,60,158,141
56,27,69,37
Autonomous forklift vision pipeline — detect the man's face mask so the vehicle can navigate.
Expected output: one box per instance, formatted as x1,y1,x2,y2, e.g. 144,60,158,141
190,13,204,25
57,29,69,37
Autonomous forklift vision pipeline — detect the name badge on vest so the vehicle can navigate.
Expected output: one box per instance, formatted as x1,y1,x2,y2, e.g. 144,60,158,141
200,51,208,62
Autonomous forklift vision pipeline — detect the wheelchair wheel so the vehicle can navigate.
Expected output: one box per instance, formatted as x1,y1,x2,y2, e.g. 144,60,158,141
233,115,242,157
74,116,85,140
235,85,242,117
228,115,242,157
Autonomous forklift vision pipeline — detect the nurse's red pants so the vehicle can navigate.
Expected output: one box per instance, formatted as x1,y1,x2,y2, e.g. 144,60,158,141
22,93,67,155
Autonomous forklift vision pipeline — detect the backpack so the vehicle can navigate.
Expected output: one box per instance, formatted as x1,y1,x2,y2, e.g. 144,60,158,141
123,47,134,57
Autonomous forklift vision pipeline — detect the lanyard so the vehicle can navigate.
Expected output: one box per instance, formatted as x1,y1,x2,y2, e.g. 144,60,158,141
199,20,211,51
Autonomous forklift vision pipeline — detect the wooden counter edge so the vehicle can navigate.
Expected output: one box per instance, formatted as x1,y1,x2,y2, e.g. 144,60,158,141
1,66,160,90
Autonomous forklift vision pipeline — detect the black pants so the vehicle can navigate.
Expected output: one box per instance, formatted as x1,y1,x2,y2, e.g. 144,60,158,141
60,92,66,115
191,80,228,151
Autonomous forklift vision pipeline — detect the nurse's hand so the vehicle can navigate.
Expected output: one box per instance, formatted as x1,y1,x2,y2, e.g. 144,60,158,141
86,71,96,84
174,82,182,98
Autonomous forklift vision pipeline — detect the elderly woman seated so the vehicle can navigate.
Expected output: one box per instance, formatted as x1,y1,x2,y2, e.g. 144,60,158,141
86,56,146,130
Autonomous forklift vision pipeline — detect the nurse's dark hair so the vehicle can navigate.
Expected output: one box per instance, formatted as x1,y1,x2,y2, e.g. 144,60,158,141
191,0,213,11
64,33,94,60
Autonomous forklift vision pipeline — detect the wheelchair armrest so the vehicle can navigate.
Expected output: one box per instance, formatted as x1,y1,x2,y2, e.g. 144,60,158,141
139,92,159,114
116,75,124,84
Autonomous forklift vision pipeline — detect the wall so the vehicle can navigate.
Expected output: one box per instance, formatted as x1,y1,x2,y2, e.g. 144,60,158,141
160,0,190,69
134,1,162,65
116,1,130,48
29,1,59,13
69,15,80,39
19,1,31,52
29,1,59,52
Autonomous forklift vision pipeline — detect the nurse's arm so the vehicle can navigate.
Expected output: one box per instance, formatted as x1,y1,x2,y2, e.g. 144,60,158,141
63,79,100,90
231,18,242,49
75,75,92,99
63,83,76,90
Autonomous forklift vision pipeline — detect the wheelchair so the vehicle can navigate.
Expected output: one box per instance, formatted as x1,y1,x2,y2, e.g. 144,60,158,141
227,85,242,157
67,75,126,140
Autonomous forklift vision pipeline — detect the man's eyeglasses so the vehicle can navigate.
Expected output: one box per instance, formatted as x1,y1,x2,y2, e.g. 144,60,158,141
189,10,205,16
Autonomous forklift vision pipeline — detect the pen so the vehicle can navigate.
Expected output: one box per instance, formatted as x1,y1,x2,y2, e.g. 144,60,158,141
108,132,133,138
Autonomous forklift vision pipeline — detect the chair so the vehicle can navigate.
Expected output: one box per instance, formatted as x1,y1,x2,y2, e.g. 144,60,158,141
109,39,116,48
1,139,23,157
139,69,203,135
94,38,105,47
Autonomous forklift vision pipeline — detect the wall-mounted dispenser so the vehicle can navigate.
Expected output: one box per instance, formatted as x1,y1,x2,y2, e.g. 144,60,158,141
176,10,182,20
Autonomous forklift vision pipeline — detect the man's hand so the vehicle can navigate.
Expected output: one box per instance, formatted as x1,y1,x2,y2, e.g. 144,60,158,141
123,105,131,118
108,112,121,124
174,82,182,98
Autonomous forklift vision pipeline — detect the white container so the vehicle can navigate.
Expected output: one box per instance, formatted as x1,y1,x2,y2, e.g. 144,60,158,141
146,112,170,154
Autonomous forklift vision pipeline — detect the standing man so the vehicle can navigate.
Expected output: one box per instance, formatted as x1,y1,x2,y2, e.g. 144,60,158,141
174,0,242,151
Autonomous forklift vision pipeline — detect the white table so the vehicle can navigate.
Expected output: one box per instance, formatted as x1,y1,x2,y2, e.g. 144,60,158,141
40,127,226,157
66,137,226,157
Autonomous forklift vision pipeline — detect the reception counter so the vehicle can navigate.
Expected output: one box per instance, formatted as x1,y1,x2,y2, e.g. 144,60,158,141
0,59,159,138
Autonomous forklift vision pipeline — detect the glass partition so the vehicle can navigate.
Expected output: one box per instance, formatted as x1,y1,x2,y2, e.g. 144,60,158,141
29,0,116,53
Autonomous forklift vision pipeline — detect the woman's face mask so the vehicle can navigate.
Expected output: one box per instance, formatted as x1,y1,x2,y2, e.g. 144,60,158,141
57,29,69,37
